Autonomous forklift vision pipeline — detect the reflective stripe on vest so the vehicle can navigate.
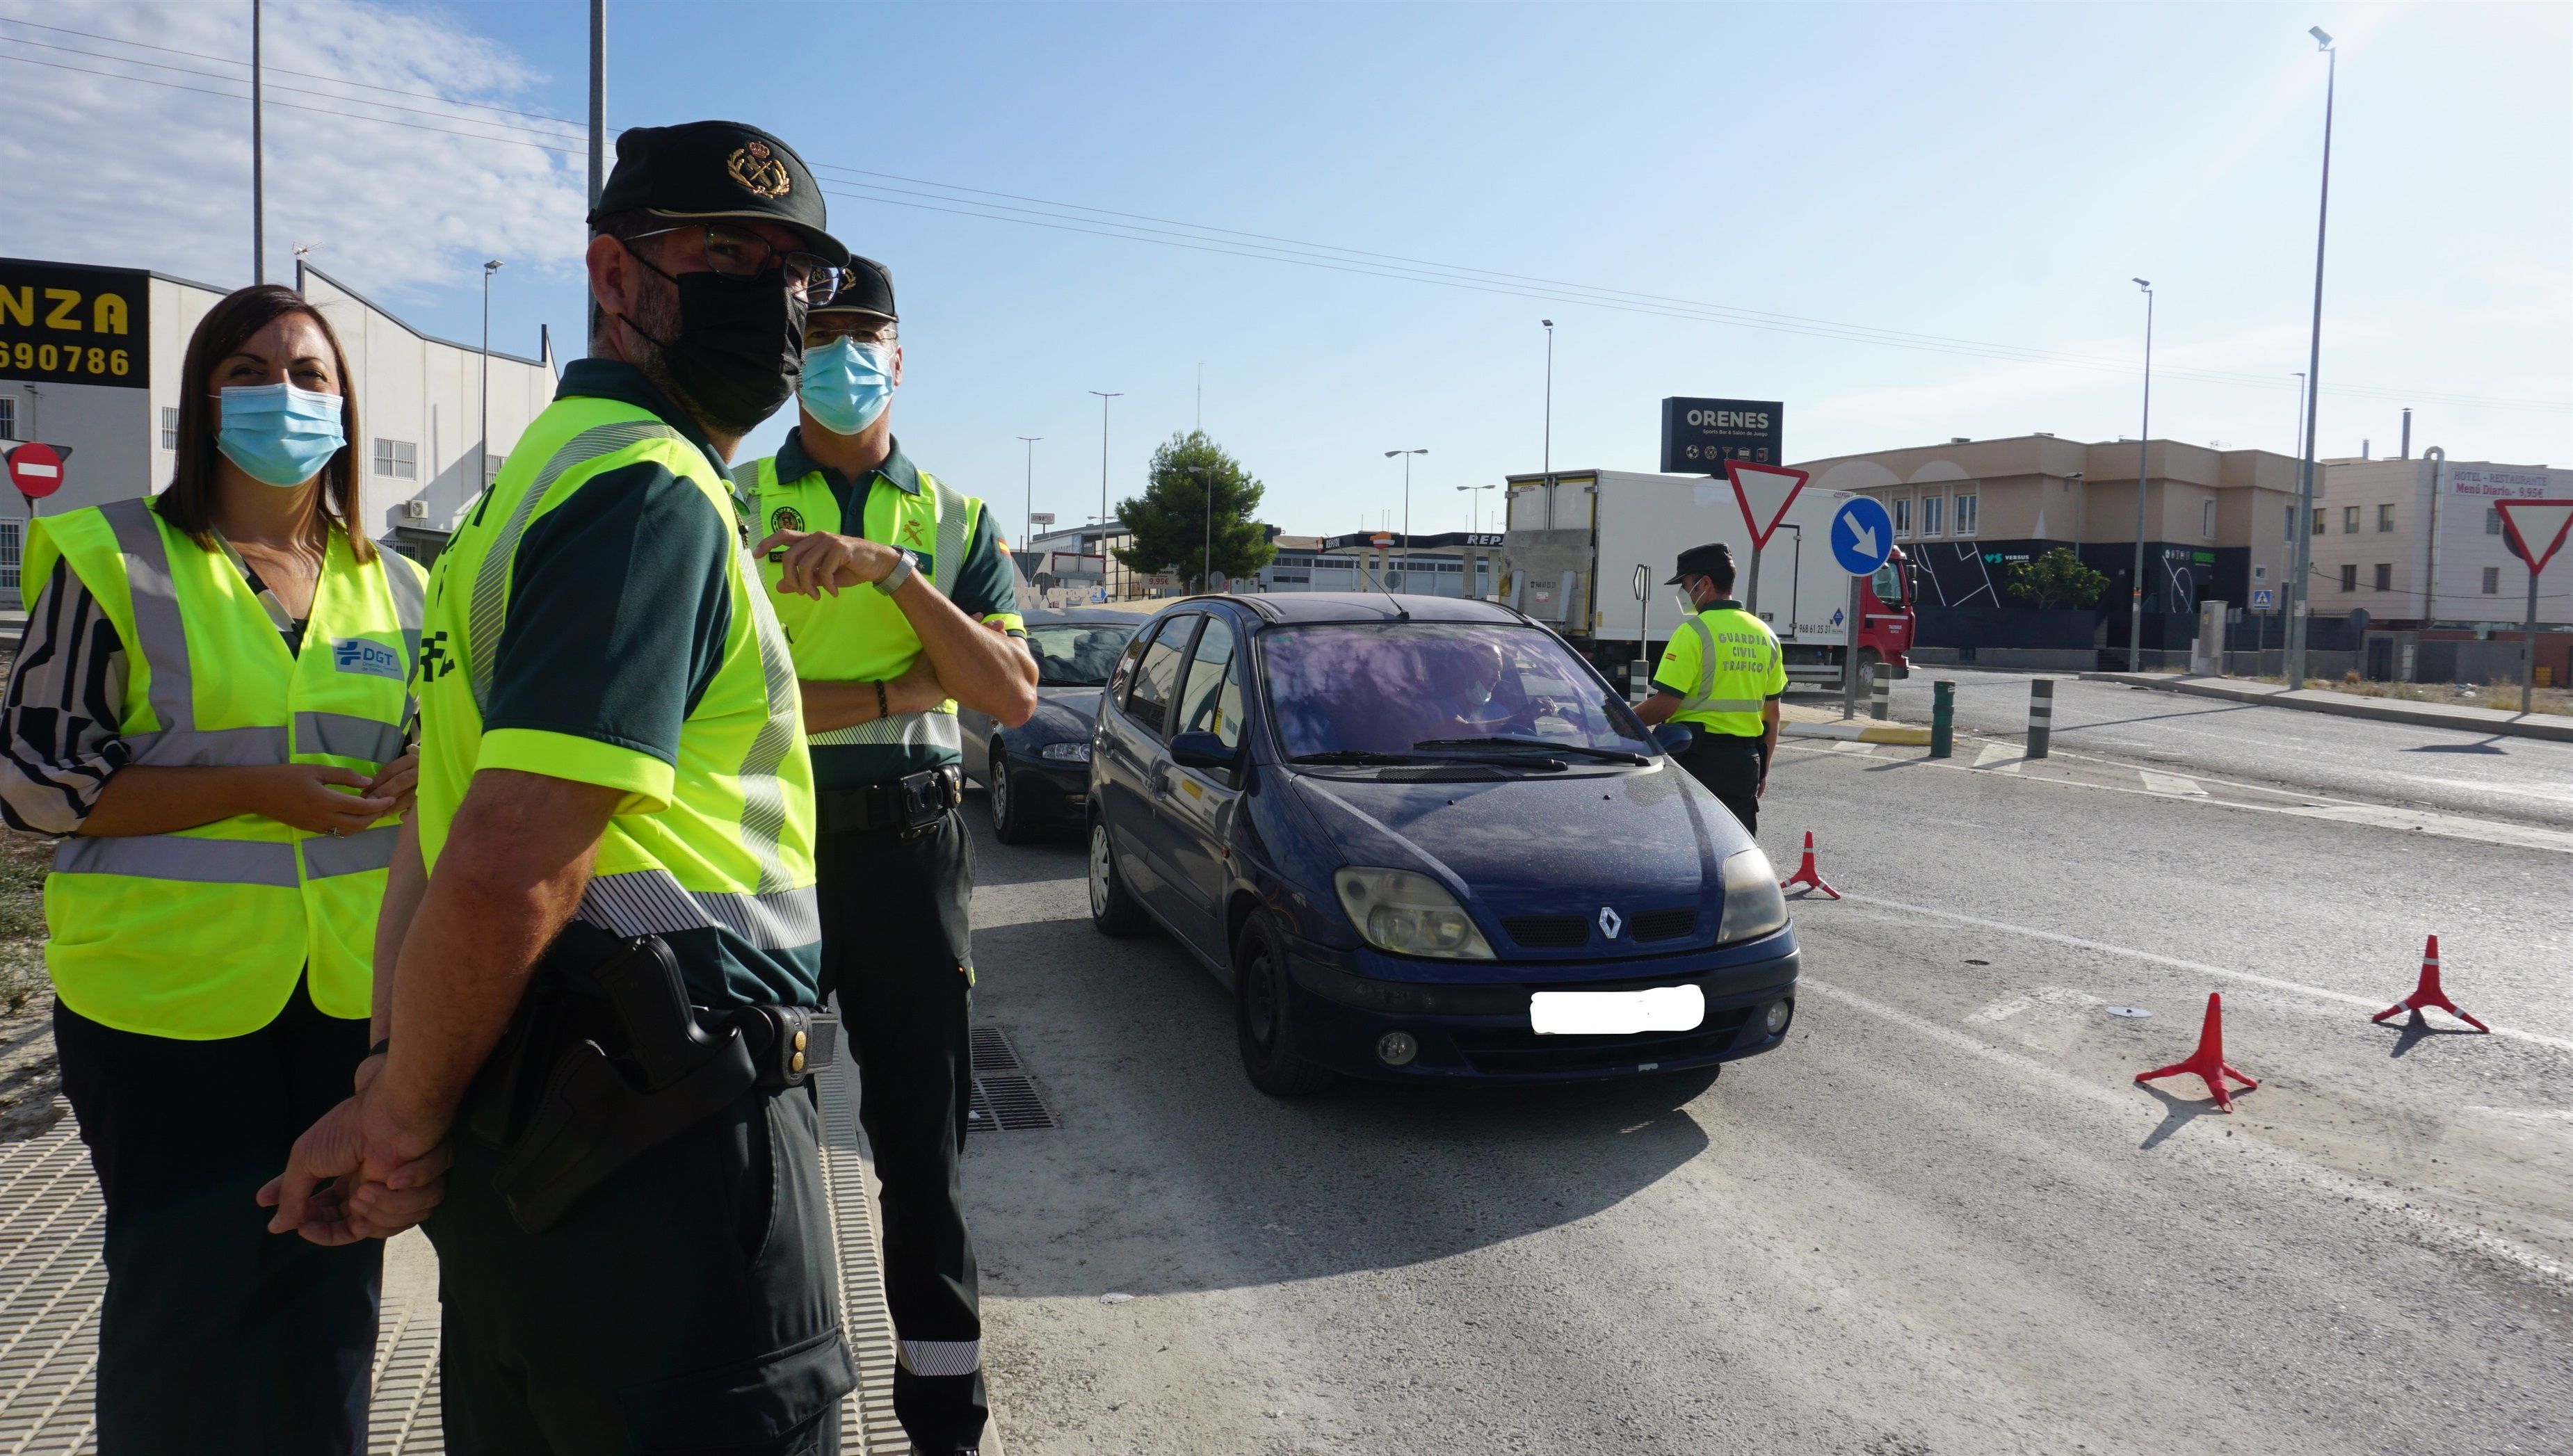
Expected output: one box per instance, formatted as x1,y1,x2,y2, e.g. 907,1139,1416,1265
416,397,820,995
25,496,426,1038
736,455,981,752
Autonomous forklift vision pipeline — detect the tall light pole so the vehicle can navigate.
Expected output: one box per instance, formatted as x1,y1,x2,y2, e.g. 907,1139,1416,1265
2289,372,2307,458
1457,482,1495,533
480,259,503,494
2129,278,2153,670
2287,26,2337,689
250,0,264,283
1017,435,1041,553
586,0,606,339
1386,448,1426,590
1186,463,1216,593
1195,362,1204,433
1089,389,1121,558
1540,318,1556,528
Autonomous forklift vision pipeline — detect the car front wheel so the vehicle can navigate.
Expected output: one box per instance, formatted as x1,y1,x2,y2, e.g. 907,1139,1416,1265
1088,814,1147,937
989,746,1035,844
1234,910,1333,1097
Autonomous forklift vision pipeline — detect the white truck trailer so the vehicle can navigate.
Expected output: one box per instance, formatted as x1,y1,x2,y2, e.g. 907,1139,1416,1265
1496,467,1914,693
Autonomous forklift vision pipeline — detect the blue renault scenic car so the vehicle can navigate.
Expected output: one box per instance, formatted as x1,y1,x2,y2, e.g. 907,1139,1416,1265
1085,592,1798,1095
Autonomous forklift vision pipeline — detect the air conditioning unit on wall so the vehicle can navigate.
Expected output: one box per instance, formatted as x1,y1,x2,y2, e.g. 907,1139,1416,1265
400,499,428,520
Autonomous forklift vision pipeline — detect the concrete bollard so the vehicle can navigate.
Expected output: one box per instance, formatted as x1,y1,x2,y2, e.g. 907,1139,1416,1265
2027,678,2054,759
1870,663,1891,720
1929,680,1955,759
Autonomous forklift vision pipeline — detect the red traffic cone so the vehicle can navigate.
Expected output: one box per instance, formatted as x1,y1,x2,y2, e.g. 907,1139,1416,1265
2371,935,2490,1033
2134,992,2259,1113
1778,831,1839,899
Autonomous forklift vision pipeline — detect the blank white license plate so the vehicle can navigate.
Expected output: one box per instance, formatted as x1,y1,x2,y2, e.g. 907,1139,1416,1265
1529,985,1706,1036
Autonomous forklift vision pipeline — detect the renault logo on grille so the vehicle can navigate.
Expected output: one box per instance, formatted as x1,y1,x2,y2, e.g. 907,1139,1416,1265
1597,906,1623,939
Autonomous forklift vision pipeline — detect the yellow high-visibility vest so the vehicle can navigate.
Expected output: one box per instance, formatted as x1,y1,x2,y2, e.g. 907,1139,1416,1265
26,499,425,1037
1656,604,1786,738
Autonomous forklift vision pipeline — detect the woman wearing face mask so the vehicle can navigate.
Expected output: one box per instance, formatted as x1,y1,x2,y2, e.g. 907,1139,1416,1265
0,284,439,1455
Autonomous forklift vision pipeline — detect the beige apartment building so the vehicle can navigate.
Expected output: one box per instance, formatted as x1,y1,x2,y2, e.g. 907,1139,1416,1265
1793,434,2302,624
2304,456,2570,629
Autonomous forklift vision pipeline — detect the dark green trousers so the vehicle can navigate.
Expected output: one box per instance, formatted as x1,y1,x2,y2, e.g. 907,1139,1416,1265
816,809,986,1455
428,1082,855,1455
1679,730,1767,834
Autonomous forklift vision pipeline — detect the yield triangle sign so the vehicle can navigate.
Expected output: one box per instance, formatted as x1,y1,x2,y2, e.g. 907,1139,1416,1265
1725,461,1810,550
2494,500,2573,575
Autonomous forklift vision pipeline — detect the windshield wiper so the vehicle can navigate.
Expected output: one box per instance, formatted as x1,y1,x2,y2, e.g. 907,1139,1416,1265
1412,736,1649,765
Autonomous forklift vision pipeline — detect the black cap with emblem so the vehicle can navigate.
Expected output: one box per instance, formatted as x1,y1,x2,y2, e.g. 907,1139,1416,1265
1665,541,1736,586
589,120,850,266
808,254,896,322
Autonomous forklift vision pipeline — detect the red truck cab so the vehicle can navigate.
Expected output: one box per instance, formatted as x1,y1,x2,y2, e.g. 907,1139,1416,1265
1857,544,1914,678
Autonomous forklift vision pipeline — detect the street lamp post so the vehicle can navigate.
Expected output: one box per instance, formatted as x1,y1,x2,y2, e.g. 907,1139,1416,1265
2287,26,2337,689
1456,482,1495,533
1017,435,1041,554
1385,448,1426,590
1088,389,1122,569
1540,319,1556,528
1186,464,1217,593
2129,277,2153,670
479,259,503,499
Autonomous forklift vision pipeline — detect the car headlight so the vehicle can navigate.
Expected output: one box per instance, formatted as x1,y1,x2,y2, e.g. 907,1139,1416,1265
1039,741,1092,763
1332,866,1496,960
1717,847,1789,945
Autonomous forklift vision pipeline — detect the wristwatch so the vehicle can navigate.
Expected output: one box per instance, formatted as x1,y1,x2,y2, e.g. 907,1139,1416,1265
873,549,919,596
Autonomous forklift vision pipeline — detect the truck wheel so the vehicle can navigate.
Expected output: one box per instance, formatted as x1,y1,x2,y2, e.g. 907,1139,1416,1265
1855,647,1882,687
1234,912,1334,1097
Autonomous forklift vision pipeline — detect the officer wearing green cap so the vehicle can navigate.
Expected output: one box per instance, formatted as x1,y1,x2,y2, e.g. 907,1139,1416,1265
268,120,860,1454
1637,540,1786,833
734,251,1035,1456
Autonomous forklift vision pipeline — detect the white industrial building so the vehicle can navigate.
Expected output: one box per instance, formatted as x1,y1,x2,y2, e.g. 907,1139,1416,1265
0,254,556,592
2305,456,2570,629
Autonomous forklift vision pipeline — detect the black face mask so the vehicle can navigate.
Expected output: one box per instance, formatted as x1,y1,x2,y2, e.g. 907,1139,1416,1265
622,260,808,437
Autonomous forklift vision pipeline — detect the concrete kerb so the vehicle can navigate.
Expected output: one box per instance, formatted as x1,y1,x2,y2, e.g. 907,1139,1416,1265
2080,672,2573,745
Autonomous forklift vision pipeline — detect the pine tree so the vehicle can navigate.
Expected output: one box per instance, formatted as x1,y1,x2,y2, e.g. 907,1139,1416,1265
1113,430,1277,590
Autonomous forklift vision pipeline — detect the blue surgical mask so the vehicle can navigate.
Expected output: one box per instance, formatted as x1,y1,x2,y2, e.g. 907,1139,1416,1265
798,338,894,437
216,383,346,487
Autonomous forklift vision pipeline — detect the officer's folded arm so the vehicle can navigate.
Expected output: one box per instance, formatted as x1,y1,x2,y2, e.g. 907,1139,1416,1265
263,766,622,1243
800,654,949,734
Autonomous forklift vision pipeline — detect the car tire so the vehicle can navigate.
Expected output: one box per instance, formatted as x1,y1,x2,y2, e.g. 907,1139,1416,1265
1234,910,1334,1097
1088,814,1148,937
989,746,1035,845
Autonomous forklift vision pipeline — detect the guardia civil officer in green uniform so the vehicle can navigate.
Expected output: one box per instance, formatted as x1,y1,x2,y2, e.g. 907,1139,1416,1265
1636,542,1787,834
268,121,861,1455
736,259,1036,1456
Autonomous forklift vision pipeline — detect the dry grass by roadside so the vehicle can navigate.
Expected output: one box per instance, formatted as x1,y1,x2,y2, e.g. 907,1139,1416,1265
2247,673,2572,717
0,831,58,1144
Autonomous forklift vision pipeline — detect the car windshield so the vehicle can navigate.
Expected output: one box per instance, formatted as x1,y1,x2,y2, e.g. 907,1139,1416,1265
1261,622,1656,761
1029,622,1140,687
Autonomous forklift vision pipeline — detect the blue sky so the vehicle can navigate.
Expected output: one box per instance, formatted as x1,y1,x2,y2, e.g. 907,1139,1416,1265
8,1,2566,542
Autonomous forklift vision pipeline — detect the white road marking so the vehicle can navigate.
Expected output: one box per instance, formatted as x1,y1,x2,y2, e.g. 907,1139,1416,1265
2138,770,2207,796
2400,775,2573,808
1971,743,2022,773
1830,892,2573,1055
1965,995,2031,1023
1799,976,2573,1291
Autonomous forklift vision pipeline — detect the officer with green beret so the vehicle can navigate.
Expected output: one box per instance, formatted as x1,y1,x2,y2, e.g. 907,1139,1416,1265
268,120,862,1454
1637,541,1786,833
735,254,1035,1456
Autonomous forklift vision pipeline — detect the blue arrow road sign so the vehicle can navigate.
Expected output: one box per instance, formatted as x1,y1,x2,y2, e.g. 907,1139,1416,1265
1830,496,1896,576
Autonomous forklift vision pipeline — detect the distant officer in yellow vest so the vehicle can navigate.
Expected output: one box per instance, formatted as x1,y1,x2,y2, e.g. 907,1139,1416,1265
1637,541,1786,834
0,284,429,1455
736,257,1036,1456
266,120,861,1453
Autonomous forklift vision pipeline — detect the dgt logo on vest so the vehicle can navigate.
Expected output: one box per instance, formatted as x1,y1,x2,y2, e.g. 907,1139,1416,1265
332,638,405,681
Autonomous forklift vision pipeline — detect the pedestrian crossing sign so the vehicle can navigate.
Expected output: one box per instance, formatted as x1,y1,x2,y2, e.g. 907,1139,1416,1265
2250,588,2275,610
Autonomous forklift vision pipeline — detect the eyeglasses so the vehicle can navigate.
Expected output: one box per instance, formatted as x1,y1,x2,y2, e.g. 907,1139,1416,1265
805,316,896,347
624,223,844,304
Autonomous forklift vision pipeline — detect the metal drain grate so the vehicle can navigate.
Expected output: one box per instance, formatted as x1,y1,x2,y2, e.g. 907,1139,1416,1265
966,1026,1058,1133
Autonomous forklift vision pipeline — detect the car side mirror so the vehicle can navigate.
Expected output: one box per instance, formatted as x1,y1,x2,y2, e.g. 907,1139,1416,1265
1169,729,1239,772
1650,722,1694,755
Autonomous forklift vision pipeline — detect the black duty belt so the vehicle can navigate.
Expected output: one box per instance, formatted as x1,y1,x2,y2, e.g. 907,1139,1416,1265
466,935,839,1233
816,764,962,836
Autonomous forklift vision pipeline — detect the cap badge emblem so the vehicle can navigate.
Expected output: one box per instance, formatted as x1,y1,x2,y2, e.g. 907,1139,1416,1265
727,140,791,199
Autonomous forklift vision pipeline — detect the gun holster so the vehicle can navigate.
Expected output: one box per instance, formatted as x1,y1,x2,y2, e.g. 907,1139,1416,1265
469,935,803,1235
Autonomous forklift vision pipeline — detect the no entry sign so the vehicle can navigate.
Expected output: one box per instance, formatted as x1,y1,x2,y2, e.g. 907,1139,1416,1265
6,442,63,500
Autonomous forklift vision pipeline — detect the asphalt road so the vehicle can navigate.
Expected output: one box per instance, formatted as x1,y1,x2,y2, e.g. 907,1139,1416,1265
953,738,2572,1455
1839,670,2573,831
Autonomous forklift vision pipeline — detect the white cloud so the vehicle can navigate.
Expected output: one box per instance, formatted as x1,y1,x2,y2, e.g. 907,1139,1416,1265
0,0,587,300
